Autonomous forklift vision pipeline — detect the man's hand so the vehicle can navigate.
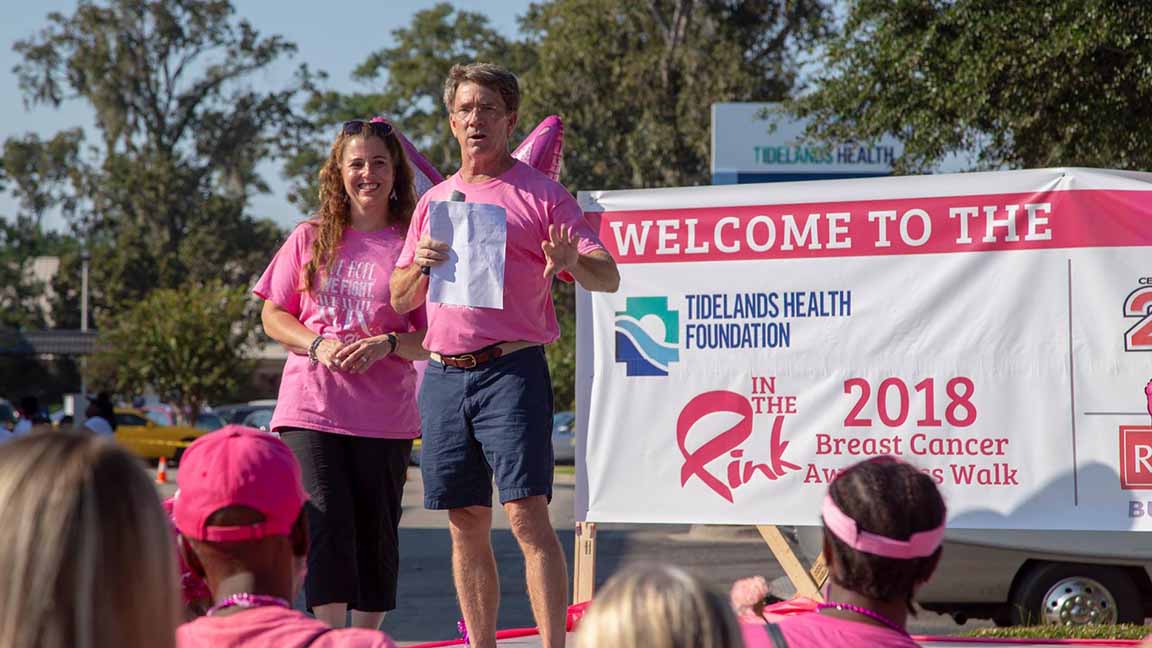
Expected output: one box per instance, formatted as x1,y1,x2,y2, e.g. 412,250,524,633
541,224,581,277
415,235,450,271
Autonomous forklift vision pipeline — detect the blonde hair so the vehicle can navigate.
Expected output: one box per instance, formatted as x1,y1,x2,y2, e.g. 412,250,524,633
576,564,743,648
0,432,180,648
302,123,417,293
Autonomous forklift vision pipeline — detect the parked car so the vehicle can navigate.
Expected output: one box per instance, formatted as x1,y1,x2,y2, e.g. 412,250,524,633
142,405,225,431
113,407,209,462
212,400,276,430
552,411,576,464
794,526,1152,626
408,410,578,466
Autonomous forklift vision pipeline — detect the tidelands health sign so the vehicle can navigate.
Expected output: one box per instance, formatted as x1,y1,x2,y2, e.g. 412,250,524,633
710,102,902,184
576,168,1152,531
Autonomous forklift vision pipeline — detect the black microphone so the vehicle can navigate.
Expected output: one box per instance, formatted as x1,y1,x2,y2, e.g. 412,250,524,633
424,190,466,275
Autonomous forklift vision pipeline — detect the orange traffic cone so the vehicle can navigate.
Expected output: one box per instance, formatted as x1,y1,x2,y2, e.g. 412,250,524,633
155,457,168,484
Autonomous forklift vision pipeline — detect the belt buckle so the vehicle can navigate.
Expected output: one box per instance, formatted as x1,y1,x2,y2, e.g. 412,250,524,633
456,353,478,369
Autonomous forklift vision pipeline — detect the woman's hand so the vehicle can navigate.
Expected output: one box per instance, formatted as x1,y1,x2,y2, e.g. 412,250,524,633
331,335,394,373
313,338,347,370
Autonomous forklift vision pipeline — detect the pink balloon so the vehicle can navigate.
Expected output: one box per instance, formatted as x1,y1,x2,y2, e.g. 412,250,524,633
1145,379,1152,417
512,115,565,181
395,129,445,198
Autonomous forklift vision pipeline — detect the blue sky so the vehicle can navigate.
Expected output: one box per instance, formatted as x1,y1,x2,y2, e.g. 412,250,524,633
0,1,534,231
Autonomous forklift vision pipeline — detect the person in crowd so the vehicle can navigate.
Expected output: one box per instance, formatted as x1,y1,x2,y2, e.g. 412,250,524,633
390,61,619,648
575,564,744,648
742,456,945,648
0,431,180,648
254,116,427,630
174,426,398,647
81,400,115,436
93,391,118,430
12,395,42,436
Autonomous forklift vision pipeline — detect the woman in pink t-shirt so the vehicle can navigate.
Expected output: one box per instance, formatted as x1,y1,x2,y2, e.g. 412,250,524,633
253,117,427,631
743,457,946,648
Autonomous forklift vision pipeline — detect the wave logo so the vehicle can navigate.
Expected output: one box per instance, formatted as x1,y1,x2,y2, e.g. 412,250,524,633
615,296,680,376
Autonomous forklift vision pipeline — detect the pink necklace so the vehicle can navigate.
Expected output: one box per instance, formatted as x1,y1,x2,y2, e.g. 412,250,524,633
817,601,909,637
206,593,291,617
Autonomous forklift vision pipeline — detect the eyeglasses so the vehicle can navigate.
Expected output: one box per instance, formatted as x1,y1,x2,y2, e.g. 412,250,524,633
453,104,503,120
342,118,393,137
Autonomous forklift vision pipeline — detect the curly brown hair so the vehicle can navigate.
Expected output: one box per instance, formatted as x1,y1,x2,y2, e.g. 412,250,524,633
301,123,418,293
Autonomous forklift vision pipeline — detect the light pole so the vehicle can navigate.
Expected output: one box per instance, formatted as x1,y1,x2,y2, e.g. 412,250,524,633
80,246,90,399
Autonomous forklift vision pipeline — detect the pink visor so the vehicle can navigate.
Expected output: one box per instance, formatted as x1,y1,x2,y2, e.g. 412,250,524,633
822,495,945,559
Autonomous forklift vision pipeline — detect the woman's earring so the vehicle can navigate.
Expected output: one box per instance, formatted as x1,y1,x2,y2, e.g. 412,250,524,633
390,189,397,201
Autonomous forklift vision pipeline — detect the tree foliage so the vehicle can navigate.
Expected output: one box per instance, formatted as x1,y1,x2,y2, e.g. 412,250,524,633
88,282,257,423
9,0,305,323
793,0,1152,173
520,0,830,191
283,3,533,213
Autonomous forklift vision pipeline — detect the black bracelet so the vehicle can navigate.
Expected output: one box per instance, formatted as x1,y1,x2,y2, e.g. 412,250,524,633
385,333,398,355
307,335,324,365
421,265,431,276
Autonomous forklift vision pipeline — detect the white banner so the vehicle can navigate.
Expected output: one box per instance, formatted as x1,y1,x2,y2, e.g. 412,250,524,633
576,168,1152,530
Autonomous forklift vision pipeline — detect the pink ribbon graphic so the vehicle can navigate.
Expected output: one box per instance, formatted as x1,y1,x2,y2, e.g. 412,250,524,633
677,391,754,503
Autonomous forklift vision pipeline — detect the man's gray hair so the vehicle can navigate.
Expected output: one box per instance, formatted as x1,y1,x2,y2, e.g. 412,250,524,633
443,62,521,113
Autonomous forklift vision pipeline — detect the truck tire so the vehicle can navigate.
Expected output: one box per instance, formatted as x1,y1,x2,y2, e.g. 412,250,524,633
1008,562,1142,626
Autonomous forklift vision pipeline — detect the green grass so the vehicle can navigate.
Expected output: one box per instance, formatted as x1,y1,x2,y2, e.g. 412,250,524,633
963,625,1147,640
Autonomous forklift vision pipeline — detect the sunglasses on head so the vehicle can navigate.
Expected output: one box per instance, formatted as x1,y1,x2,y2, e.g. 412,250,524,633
342,118,393,137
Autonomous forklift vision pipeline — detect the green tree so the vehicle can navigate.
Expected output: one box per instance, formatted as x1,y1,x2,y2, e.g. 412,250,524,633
520,0,830,192
88,282,257,423
10,0,306,323
284,2,533,212
792,1,1152,173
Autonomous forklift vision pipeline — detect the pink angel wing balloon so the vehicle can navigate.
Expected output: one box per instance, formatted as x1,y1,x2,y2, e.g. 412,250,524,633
394,130,445,197
513,115,565,181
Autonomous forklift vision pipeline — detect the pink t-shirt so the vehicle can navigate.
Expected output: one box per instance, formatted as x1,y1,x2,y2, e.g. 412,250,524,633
397,160,604,355
177,606,397,648
254,222,426,438
741,614,921,648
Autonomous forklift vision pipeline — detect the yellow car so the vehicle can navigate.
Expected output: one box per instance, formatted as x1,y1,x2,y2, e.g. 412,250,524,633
113,407,207,461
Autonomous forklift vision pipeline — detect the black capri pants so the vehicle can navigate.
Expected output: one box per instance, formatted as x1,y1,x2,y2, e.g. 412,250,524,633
280,428,411,612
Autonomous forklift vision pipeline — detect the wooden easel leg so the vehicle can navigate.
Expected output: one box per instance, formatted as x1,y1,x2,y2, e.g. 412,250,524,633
572,521,598,603
756,525,826,601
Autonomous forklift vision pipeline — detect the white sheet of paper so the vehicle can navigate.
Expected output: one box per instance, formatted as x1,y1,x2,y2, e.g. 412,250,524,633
427,201,507,309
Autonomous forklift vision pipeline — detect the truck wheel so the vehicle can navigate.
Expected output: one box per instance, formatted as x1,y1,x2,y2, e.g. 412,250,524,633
1009,562,1141,626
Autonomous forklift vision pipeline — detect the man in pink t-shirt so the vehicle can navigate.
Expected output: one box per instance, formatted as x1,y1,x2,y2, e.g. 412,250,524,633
391,63,619,648
173,426,397,648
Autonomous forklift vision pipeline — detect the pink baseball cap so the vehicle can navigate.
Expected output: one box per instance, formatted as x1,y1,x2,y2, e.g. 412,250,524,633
173,425,308,542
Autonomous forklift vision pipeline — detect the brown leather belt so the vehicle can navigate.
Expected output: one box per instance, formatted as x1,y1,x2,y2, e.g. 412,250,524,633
430,341,538,369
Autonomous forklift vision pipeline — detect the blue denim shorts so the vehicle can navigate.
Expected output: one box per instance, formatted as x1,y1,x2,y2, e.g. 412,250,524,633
418,345,554,509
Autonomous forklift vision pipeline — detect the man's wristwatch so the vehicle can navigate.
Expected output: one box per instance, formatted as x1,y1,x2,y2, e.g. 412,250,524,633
385,333,398,355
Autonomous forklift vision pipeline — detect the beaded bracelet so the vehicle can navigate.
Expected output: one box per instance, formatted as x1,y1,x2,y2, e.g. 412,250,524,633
307,335,324,366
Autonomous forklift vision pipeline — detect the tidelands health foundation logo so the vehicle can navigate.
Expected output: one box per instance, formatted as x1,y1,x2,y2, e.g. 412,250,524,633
615,296,680,376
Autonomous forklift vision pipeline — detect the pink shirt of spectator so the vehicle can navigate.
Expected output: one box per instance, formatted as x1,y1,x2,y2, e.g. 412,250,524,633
254,222,426,438
177,606,397,648
741,614,920,648
397,160,604,355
